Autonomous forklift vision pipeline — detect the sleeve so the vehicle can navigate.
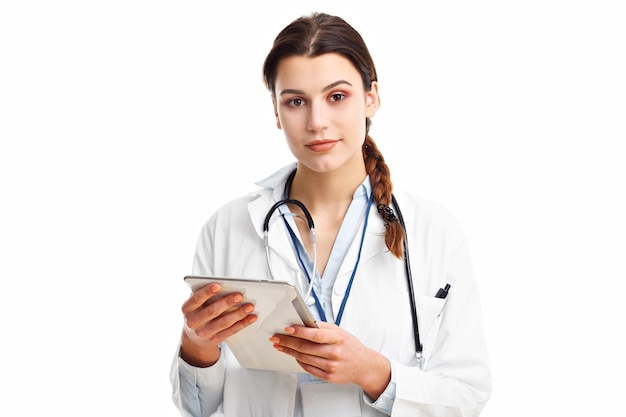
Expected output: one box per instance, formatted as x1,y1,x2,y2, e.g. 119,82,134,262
363,361,397,415
192,216,217,279
391,213,492,416
170,346,226,417
170,217,227,417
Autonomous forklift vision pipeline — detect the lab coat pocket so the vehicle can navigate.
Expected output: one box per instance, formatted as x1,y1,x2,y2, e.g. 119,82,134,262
415,295,447,364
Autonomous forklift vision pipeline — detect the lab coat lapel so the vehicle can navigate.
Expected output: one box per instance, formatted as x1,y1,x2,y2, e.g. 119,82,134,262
336,208,387,278
247,189,300,277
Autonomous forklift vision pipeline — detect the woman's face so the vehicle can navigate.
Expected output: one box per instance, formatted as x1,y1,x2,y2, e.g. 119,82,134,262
272,53,379,175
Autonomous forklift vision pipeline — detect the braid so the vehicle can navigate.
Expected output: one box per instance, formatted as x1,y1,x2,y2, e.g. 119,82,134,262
362,129,405,258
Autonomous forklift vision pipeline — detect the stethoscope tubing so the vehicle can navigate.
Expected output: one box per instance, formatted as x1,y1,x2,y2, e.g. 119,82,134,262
392,194,423,358
263,198,317,301
263,194,422,358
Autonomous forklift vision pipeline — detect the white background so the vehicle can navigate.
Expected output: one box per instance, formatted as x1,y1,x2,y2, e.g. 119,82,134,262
1,1,624,415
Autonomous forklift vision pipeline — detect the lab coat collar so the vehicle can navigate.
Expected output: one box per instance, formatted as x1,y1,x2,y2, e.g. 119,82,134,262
248,162,390,279
248,164,299,272
254,162,298,197
249,162,297,235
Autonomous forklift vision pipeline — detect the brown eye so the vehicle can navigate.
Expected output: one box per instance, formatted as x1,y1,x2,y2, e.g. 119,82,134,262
288,98,304,107
329,93,346,102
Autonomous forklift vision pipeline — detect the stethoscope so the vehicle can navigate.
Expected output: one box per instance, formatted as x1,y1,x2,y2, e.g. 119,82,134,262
262,178,423,361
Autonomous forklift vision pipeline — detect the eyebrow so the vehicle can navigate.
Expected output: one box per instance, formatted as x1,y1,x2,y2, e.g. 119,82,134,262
279,80,353,96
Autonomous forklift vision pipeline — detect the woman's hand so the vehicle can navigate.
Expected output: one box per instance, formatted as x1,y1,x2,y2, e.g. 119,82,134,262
269,322,391,400
180,283,257,367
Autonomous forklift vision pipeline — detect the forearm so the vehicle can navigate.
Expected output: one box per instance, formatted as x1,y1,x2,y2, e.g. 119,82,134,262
180,330,221,368
357,348,391,400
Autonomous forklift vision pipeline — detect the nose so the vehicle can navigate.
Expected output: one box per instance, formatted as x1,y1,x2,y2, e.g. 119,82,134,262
306,100,329,132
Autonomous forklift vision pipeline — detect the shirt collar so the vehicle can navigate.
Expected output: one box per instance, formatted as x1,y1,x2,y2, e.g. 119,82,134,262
354,176,372,201
255,162,372,201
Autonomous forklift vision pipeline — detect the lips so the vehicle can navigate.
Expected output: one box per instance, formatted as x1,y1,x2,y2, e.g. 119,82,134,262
306,139,339,152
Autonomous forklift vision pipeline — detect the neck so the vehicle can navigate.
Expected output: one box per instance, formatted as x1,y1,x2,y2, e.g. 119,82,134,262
288,164,367,214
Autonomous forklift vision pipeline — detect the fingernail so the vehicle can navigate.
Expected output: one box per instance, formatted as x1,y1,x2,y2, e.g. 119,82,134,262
284,327,295,334
269,336,279,343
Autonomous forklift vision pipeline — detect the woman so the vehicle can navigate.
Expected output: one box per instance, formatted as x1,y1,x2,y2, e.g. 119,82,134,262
170,12,491,417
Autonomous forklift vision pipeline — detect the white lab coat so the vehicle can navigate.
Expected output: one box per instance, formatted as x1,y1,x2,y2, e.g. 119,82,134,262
170,164,492,417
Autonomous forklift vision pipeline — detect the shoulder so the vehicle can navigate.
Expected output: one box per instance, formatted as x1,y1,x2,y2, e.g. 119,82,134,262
202,163,295,230
204,187,270,226
393,189,467,241
394,189,459,225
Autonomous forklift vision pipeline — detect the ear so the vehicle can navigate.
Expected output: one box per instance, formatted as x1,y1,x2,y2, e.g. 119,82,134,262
272,97,282,129
365,81,380,118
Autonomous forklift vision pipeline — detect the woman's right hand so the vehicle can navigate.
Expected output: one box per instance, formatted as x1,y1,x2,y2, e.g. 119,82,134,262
180,282,257,367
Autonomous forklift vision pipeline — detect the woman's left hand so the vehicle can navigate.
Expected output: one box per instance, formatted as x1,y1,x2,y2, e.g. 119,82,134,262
270,322,391,399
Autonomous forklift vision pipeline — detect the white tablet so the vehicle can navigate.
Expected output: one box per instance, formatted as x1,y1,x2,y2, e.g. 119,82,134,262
183,275,318,373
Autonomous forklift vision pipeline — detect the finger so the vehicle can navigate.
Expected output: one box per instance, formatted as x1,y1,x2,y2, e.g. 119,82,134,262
272,343,335,378
269,333,328,358
281,324,339,344
199,299,255,332
182,282,222,313
197,314,257,343
186,292,250,330
195,304,257,343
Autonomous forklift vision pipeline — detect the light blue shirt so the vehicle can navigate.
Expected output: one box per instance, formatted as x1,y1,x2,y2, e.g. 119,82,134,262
280,176,397,415
280,177,371,323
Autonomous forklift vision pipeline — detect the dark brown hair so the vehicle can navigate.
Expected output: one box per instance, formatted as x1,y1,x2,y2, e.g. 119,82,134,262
262,12,404,258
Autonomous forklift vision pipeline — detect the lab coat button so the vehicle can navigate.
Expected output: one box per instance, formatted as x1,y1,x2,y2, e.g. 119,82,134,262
334,286,345,295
